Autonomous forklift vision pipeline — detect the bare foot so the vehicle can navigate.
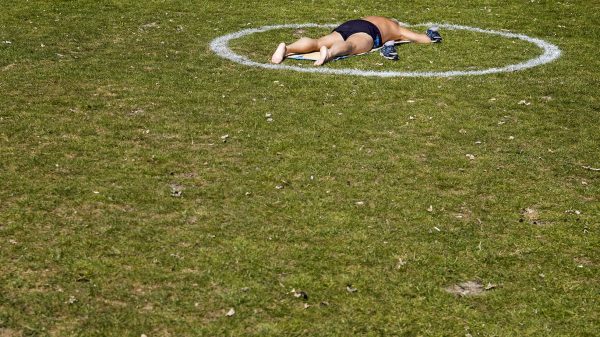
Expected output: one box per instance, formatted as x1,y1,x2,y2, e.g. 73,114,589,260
313,46,329,66
271,43,286,64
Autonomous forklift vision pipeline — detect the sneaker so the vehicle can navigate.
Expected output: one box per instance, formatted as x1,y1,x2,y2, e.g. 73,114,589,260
426,27,442,43
379,41,399,61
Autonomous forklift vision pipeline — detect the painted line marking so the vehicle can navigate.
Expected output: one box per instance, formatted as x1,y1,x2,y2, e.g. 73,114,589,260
210,23,561,78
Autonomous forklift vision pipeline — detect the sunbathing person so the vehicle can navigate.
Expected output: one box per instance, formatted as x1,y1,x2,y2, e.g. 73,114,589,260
271,16,442,66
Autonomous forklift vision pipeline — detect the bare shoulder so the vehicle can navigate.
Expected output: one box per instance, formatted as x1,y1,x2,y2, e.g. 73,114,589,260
363,16,395,25
363,16,400,32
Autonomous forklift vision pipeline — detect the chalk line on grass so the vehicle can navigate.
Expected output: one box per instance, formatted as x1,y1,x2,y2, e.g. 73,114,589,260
209,23,561,78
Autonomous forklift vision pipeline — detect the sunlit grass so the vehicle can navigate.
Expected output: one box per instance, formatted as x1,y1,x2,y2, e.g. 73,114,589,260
0,1,598,336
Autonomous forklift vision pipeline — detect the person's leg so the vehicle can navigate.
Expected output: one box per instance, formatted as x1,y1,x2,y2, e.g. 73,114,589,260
272,38,321,64
271,43,288,64
314,33,372,66
271,33,342,64
286,37,320,53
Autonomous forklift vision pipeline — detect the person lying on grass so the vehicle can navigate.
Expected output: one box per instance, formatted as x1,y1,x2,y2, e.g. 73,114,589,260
271,16,442,66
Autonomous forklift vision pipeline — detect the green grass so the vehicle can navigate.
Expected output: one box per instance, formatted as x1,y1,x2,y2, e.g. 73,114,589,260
1,1,598,336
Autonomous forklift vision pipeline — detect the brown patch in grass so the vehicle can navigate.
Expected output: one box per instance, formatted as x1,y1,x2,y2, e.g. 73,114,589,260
2,63,16,71
574,256,594,266
199,309,228,324
142,302,154,311
445,280,496,297
522,207,539,220
0,328,23,337
293,29,307,38
453,206,473,221
94,86,118,97
132,282,161,295
48,318,83,337
520,207,544,225
99,298,128,308
143,328,173,337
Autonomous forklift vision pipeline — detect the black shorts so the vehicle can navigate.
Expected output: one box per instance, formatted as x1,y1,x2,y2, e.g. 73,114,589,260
333,19,383,48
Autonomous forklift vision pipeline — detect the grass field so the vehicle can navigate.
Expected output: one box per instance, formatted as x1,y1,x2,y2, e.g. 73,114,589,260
1,1,598,336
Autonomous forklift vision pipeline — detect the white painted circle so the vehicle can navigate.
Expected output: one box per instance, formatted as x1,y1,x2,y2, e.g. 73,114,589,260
210,23,561,77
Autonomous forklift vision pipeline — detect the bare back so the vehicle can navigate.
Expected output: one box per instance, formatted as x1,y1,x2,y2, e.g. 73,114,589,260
363,16,409,42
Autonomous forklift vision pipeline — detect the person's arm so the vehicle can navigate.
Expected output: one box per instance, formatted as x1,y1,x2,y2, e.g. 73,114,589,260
393,25,432,44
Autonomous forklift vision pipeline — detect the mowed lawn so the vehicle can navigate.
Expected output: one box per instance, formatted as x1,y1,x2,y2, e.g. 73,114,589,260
1,1,598,336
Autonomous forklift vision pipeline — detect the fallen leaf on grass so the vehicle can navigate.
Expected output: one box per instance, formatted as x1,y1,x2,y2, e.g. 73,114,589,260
140,22,160,30
520,207,540,224
170,184,184,197
76,275,90,283
275,180,290,190
396,257,407,269
484,282,497,290
291,289,308,300
582,165,600,172
518,100,531,106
